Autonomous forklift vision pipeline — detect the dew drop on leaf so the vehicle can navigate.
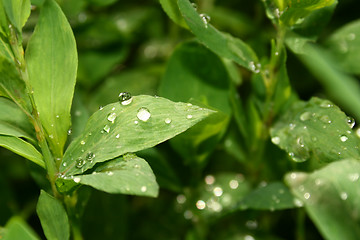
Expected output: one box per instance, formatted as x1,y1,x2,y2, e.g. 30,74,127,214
346,116,355,129
86,152,95,161
320,115,332,124
80,140,85,145
103,125,110,133
199,13,210,28
191,2,197,10
299,111,311,121
115,134,120,139
164,118,172,124
118,92,132,105
340,192,348,200
137,107,151,122
75,158,86,168
141,186,147,192
186,114,193,119
340,135,348,142
73,177,81,183
271,136,280,145
107,112,117,123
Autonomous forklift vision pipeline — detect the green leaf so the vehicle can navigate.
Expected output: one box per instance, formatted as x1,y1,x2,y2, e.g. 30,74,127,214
0,135,44,168
60,95,214,176
159,0,188,29
326,19,360,74
239,182,297,211
0,97,34,141
2,0,31,33
159,41,231,165
3,217,40,240
36,190,70,240
0,56,30,110
280,0,336,27
177,0,258,71
270,97,360,166
57,154,159,197
25,0,77,158
285,159,360,240
287,40,360,121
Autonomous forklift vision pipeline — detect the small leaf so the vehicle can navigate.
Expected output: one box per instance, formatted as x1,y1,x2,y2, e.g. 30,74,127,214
280,0,336,27
3,217,40,240
57,154,159,197
60,95,214,176
26,0,77,158
238,182,297,211
177,0,258,71
0,135,44,168
326,19,360,74
285,159,360,240
36,190,70,240
2,0,31,33
271,97,360,165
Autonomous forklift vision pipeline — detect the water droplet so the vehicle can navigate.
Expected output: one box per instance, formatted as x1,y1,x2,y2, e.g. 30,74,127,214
107,112,117,123
99,106,103,110
348,173,359,182
73,177,81,183
164,118,172,124
340,192,348,200
346,117,355,128
80,140,85,145
248,61,261,73
76,158,86,168
205,175,215,185
106,171,114,176
186,114,193,119
115,134,120,139
303,192,311,200
137,107,151,122
67,128,72,135
111,107,116,111
49,134,54,139
196,200,206,210
134,120,139,125
320,115,332,124
340,135,348,142
103,125,110,133
320,100,333,108
271,136,280,145
199,13,210,28
300,111,311,121
176,194,186,204
191,2,197,10
213,187,223,197
62,162,67,167
119,92,132,105
56,115,60,119
141,186,147,192
229,179,239,189
86,152,95,161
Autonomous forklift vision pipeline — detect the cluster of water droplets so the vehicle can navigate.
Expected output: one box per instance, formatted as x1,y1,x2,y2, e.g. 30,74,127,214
190,2,211,28
248,61,261,74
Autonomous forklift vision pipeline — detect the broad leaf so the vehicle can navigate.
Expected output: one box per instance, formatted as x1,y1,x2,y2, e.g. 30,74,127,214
2,0,31,33
60,95,214,176
285,159,360,240
3,217,40,240
177,0,259,71
279,0,336,27
0,135,44,168
57,154,158,197
271,97,360,166
239,182,297,211
36,190,70,240
159,0,188,29
326,19,360,74
26,0,77,158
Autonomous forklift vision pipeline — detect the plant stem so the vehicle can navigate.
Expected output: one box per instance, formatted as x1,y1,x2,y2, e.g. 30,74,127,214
296,208,306,240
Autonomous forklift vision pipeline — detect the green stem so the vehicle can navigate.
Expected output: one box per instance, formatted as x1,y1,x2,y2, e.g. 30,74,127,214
64,194,84,240
296,208,306,240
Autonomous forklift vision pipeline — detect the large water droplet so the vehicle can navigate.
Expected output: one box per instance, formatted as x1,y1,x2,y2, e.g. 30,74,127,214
86,152,95,162
76,158,86,168
137,107,151,122
107,112,117,123
164,118,172,124
115,134,120,139
199,13,210,28
80,140,86,145
300,111,311,121
319,100,333,108
340,135,348,142
340,192,348,200
119,92,132,105
103,125,110,133
141,186,147,192
73,177,81,183
320,115,332,124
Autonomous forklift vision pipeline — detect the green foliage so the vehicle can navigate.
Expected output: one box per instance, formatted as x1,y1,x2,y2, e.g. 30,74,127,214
1,0,360,239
